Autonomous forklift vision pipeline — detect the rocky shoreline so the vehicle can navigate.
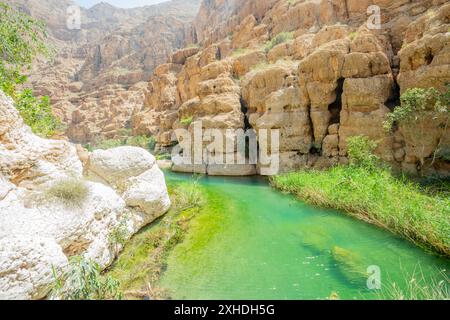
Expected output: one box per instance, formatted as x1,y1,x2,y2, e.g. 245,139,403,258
0,91,171,299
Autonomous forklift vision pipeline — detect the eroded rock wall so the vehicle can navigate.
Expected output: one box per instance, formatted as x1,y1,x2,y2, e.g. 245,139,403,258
9,0,201,143
133,0,450,176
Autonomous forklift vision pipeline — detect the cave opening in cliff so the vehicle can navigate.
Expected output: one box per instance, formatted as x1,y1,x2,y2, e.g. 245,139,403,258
425,50,434,65
240,96,251,130
386,80,401,111
328,78,344,125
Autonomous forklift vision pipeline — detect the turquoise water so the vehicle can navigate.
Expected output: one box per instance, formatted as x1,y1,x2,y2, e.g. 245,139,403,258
160,172,449,300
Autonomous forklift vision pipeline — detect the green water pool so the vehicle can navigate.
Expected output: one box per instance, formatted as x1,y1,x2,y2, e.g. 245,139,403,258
159,172,449,300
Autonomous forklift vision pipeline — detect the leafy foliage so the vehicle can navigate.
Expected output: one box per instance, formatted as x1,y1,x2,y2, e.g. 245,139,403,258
180,116,193,126
0,3,60,137
109,215,130,256
384,87,449,133
384,84,450,166
347,135,380,170
84,135,157,153
15,89,60,137
0,3,50,95
51,256,123,300
384,86,449,165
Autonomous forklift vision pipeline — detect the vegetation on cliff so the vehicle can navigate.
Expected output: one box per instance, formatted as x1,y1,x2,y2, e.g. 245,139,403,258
271,136,450,256
83,130,156,153
0,3,59,137
384,86,450,165
45,178,90,208
14,89,60,137
0,3,49,95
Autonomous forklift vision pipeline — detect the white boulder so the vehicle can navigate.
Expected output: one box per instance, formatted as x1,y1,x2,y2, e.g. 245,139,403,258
0,236,68,300
123,165,171,223
89,146,156,184
0,182,130,270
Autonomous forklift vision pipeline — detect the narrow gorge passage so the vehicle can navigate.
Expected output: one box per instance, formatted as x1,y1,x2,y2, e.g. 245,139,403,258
158,172,449,300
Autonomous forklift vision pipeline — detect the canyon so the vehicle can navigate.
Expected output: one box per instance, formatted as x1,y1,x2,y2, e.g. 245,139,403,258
9,0,201,143
12,0,450,177
0,0,449,301
132,0,449,176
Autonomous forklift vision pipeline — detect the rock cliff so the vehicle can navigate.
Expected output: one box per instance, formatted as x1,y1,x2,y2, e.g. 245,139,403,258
9,0,201,143
132,0,450,176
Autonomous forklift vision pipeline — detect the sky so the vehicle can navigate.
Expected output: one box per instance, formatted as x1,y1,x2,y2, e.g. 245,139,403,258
74,0,168,9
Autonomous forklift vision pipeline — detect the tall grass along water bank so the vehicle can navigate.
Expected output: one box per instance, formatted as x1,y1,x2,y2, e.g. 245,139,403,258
271,166,450,256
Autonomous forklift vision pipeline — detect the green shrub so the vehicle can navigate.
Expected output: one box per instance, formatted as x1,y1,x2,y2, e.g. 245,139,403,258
15,89,60,137
0,4,60,137
232,48,251,57
180,116,193,126
172,178,205,211
46,178,90,207
109,215,130,256
347,135,380,169
349,31,359,41
156,153,171,161
384,86,449,165
384,87,449,133
127,135,156,152
287,0,301,5
265,32,294,53
51,256,123,300
93,138,123,150
0,3,50,95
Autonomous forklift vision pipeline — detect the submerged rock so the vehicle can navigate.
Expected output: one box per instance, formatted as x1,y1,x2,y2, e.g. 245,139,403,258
331,246,369,285
207,163,257,176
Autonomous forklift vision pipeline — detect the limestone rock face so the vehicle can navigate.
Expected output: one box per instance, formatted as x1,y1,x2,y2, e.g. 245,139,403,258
396,4,450,174
207,164,257,176
9,0,201,143
88,146,171,222
0,91,171,300
0,91,83,186
89,147,156,185
0,182,128,270
123,165,172,222
132,63,184,150
339,74,395,162
0,236,68,300
133,0,449,176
